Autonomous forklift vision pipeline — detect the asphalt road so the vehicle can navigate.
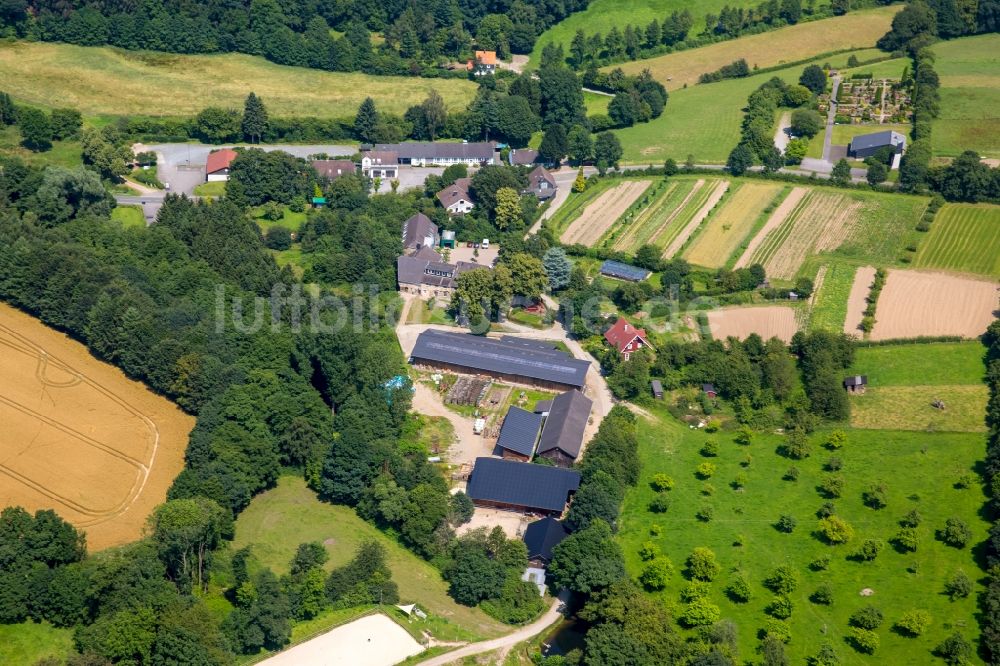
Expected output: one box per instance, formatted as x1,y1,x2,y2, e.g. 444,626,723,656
140,143,356,196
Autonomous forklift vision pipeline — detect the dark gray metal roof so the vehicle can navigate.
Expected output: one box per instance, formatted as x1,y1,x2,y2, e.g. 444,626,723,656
534,399,553,414
537,390,593,460
496,407,544,456
523,516,569,561
410,330,589,388
509,148,539,165
402,213,438,250
466,457,581,512
849,130,906,152
376,142,495,161
843,375,868,386
651,380,663,395
600,260,651,282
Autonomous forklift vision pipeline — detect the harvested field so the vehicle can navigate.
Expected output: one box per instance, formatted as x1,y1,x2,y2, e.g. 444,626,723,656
706,306,799,342
684,182,784,268
850,385,988,433
749,191,865,279
560,180,651,246
0,302,193,550
734,187,808,269
610,179,700,251
842,265,876,337
662,180,729,258
612,7,899,90
870,270,1000,340
914,203,1000,277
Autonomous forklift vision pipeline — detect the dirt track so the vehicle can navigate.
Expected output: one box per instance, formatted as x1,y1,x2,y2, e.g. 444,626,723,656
734,187,808,268
0,302,193,550
707,306,799,342
870,270,999,340
843,265,876,336
560,180,650,246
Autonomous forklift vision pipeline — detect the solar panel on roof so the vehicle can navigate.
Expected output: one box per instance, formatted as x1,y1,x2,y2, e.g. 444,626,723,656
600,260,650,281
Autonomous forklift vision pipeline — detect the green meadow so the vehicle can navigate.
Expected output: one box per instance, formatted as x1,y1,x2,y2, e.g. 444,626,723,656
615,49,886,164
618,402,989,664
931,34,1000,159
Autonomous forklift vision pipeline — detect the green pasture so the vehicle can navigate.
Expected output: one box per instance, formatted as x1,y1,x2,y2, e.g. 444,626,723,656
931,34,1000,158
807,260,856,332
0,622,74,665
615,49,890,164
111,205,146,229
618,403,989,663
848,342,986,387
913,203,1000,278
231,475,506,642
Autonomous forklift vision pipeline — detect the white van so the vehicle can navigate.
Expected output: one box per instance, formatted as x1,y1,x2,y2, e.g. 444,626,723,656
482,238,490,249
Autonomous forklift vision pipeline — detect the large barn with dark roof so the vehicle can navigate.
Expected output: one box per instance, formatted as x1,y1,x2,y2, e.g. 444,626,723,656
465,457,581,514
536,389,593,466
409,330,590,391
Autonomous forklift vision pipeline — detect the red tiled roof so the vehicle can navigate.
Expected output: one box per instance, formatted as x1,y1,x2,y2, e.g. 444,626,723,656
603,317,650,354
475,50,497,65
206,148,238,174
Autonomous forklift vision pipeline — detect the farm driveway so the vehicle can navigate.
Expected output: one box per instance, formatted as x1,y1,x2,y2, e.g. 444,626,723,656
821,75,841,162
140,142,356,195
419,590,570,666
774,112,792,154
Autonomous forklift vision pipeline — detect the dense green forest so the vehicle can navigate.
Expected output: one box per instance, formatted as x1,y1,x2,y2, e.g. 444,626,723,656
0,0,590,75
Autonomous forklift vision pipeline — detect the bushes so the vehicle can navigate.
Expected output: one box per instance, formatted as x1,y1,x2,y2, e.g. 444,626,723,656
895,609,931,637
818,516,854,544
763,565,798,594
685,547,721,581
938,517,972,548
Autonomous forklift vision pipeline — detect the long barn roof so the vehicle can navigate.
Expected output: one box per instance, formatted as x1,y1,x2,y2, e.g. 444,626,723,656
409,330,589,388
466,457,581,512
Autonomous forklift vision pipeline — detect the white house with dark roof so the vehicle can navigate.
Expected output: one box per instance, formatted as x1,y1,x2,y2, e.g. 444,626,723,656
436,177,475,215
361,150,398,178
372,142,495,167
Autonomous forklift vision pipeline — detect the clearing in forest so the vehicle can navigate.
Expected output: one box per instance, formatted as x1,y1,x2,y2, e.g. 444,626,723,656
660,179,729,258
684,182,784,268
871,269,999,340
914,203,1000,278
561,179,651,246
0,302,193,551
706,305,798,342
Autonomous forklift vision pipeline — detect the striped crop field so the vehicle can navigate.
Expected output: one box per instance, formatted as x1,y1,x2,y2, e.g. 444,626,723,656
606,178,700,252
914,203,1000,277
743,188,926,281
684,182,785,268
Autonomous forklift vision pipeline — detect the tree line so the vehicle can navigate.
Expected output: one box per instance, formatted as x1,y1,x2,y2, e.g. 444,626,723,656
554,0,858,71
1,0,590,77
980,318,1000,664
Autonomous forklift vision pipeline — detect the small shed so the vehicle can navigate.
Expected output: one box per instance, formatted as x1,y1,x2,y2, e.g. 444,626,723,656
651,380,664,400
843,375,868,394
702,383,717,399
440,229,456,248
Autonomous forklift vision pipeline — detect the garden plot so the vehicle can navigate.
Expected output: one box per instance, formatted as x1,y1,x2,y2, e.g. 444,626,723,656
609,179,701,252
748,191,865,280
560,179,651,246
661,180,730,258
734,187,808,269
842,265,877,336
706,306,799,342
871,269,999,340
684,182,785,268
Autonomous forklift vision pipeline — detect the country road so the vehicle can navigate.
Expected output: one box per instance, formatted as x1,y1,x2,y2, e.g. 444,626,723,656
418,590,569,666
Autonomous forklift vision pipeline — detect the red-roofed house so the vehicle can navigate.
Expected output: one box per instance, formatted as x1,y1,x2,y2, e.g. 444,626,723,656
206,148,238,182
604,317,653,361
467,50,498,76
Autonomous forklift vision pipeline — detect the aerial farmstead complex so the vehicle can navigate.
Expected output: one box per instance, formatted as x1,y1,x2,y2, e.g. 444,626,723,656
1,2,998,665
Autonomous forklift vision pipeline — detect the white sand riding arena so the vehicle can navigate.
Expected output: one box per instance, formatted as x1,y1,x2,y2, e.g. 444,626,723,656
261,613,423,666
